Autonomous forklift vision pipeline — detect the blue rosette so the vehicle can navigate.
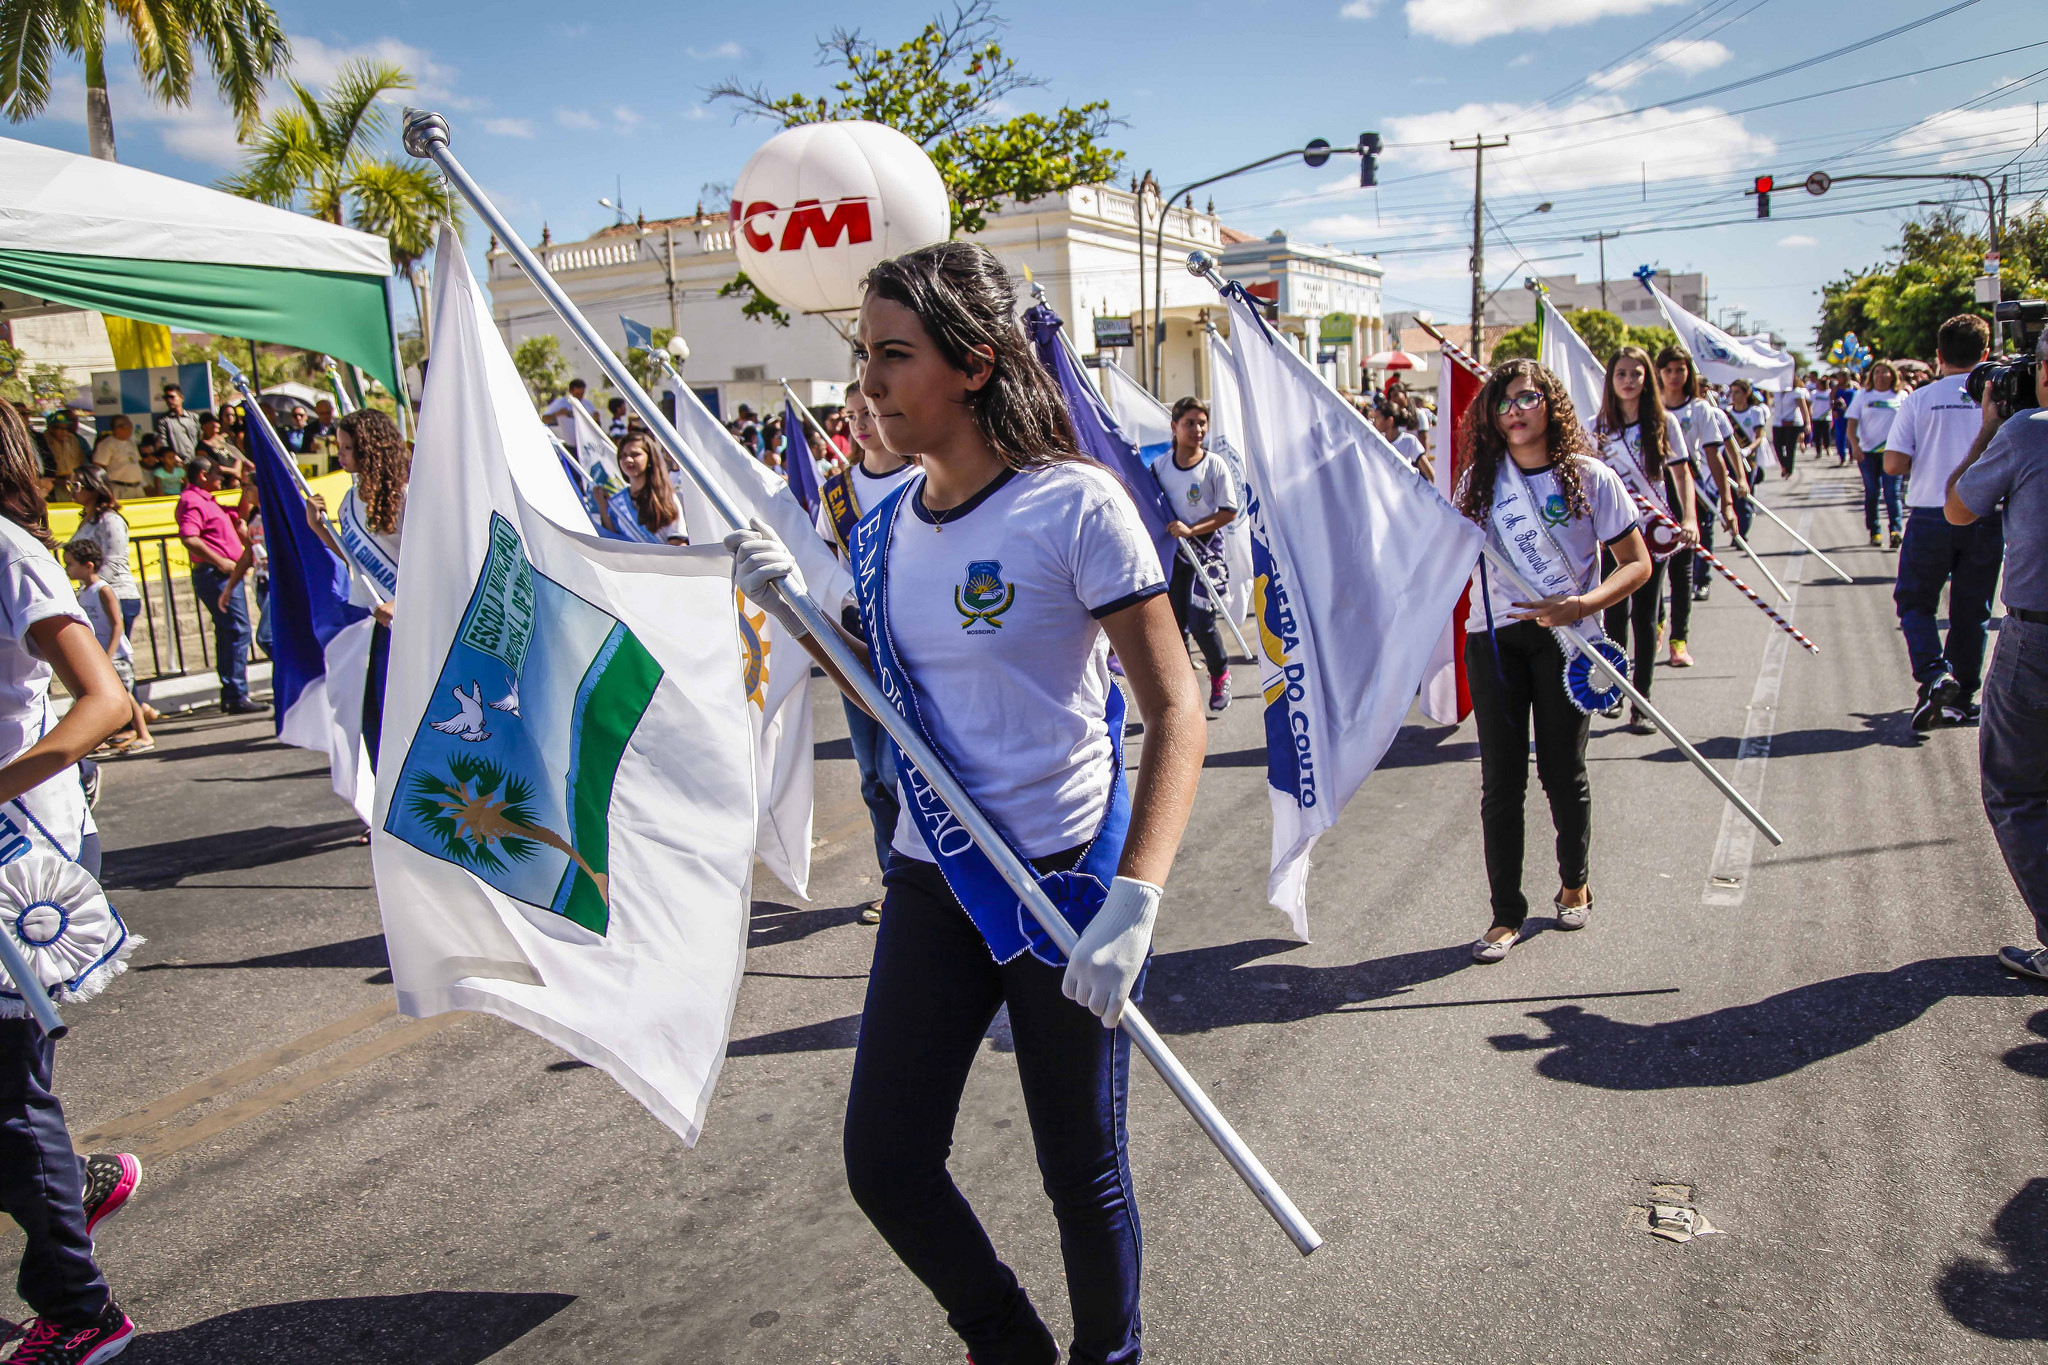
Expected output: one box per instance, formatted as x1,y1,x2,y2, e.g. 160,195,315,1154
1560,635,1631,715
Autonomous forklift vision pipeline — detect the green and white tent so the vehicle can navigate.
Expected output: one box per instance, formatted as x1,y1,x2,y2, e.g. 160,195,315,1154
0,136,400,392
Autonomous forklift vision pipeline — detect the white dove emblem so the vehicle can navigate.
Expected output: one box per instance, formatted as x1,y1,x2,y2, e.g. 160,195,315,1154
488,677,521,717
429,681,491,742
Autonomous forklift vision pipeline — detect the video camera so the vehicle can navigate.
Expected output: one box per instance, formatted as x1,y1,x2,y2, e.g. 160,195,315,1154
1965,299,2046,416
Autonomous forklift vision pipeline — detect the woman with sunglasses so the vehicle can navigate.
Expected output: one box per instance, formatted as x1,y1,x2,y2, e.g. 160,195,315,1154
1459,362,1649,962
1587,347,1686,730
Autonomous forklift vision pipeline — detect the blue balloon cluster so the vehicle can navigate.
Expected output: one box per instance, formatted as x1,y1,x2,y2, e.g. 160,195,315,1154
1825,332,1873,371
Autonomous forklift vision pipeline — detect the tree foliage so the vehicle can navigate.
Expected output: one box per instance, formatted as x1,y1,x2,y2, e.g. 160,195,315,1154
223,58,461,272
0,340,69,408
1490,310,1677,367
718,272,791,329
1820,207,2046,362
513,336,569,404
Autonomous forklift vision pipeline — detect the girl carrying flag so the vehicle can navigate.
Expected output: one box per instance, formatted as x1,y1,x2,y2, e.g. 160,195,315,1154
727,241,1205,1365
1591,346,1689,729
599,432,686,545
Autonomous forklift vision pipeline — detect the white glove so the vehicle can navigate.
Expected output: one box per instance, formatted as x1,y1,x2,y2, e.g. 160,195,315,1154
1061,876,1159,1028
723,517,809,639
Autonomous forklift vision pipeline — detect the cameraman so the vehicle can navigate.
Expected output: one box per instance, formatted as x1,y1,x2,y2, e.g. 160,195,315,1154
1888,314,2001,730
1945,327,2048,982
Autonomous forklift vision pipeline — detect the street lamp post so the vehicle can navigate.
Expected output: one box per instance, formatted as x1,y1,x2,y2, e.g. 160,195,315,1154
1149,138,1369,395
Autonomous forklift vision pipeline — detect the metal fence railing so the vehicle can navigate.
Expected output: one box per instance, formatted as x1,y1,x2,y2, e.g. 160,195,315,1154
128,531,268,685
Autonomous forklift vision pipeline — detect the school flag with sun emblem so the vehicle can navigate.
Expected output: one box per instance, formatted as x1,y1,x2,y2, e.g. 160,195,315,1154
373,229,758,1144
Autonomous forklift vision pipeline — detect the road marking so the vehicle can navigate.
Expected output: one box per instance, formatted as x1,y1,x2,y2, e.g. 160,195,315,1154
1702,503,1816,907
71,1000,470,1162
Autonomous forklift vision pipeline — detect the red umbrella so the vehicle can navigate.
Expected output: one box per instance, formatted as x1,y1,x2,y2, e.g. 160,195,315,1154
1365,348,1425,369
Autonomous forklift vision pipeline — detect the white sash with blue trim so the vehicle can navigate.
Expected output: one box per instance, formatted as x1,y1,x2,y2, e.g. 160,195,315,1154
1486,460,1628,714
338,488,400,599
604,488,664,544
850,479,1131,965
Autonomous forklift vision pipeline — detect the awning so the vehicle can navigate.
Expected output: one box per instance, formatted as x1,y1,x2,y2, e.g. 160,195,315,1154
0,136,400,393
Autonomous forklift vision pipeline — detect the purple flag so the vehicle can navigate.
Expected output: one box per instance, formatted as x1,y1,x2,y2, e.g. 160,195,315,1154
782,399,821,518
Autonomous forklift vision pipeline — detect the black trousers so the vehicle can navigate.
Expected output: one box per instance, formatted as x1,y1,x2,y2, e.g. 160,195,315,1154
1466,623,1593,929
1772,425,1802,477
1602,552,1666,698
1166,556,1227,679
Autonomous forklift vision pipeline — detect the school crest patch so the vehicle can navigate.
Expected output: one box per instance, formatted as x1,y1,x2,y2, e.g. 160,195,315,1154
955,559,1015,629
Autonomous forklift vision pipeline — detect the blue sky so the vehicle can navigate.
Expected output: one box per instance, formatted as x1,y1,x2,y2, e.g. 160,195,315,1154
10,0,2047,350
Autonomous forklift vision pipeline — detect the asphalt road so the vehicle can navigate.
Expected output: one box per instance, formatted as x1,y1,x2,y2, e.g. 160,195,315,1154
5,462,2043,1363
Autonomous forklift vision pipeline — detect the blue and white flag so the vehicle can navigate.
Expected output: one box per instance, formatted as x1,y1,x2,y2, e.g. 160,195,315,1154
1099,360,1173,463
621,314,654,356
247,406,377,821
782,398,821,518
1641,274,1794,389
376,229,758,1144
1221,287,1484,935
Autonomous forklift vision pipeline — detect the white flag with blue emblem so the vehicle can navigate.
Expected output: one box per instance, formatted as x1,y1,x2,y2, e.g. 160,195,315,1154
1642,277,1794,388
1222,290,1484,936
374,229,758,1144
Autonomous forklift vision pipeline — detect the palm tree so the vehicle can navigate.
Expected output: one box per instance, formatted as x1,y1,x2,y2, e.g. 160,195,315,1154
0,0,291,161
222,59,461,327
404,754,608,906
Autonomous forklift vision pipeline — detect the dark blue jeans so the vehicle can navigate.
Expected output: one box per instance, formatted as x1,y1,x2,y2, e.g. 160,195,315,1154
1982,615,2048,947
1859,454,1902,533
844,853,1143,1365
1894,509,2004,698
841,695,901,877
1,835,107,1325
191,564,251,708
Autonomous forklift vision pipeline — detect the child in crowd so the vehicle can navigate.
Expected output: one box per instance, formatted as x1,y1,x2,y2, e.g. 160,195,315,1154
63,539,153,755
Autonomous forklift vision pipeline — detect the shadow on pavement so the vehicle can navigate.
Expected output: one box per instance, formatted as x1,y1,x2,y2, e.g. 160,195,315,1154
124,1290,576,1364
2004,1010,2048,1079
100,820,366,890
1488,955,2040,1088
1619,717,1912,764
749,900,867,950
728,1014,862,1056
1939,1178,2048,1340
135,934,389,972
1207,723,1477,773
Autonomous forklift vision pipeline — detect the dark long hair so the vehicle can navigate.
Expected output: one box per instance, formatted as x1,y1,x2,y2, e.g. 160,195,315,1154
0,404,58,551
619,432,681,534
1654,345,1702,402
71,464,121,520
860,242,1086,470
1598,345,1669,481
338,409,410,535
1454,359,1593,524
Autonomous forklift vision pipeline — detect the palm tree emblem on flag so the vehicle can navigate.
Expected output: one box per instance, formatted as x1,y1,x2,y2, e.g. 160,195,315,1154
955,560,1015,629
385,515,662,936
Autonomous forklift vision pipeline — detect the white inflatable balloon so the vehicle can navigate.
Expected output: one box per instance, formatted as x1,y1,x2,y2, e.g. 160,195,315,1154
730,121,951,315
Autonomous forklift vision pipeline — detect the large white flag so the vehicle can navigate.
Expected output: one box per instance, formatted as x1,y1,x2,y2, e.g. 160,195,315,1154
374,230,759,1144
1643,277,1794,389
1202,333,1259,626
1538,293,1608,443
564,394,623,491
1099,359,1173,460
1222,291,1484,935
661,374,851,901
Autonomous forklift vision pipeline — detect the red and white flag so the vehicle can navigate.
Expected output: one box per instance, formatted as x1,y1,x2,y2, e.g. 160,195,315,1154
1420,346,1481,725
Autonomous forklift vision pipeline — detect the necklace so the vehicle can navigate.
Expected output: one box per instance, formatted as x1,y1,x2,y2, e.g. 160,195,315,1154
921,485,962,533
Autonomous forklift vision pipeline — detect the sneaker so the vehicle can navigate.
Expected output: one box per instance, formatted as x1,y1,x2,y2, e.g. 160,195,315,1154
1668,641,1693,667
1869,531,1882,546
1626,707,1655,736
1999,946,2048,981
1942,700,1981,727
1599,702,1624,721
1691,583,1710,602
1208,674,1231,714
859,899,882,926
79,1155,139,1237
1911,673,1961,732
1555,892,1592,931
3,1301,134,1364
1889,529,1903,549
1471,929,1520,963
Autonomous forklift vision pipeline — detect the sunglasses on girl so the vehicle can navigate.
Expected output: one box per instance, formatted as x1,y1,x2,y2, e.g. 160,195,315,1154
1495,390,1546,416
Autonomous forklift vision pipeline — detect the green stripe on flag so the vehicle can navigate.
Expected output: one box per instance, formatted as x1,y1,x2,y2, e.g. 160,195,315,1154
555,625,664,934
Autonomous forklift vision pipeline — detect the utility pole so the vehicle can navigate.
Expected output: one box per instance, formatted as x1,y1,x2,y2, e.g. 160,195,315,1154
664,225,679,336
1452,135,1510,359
1582,230,1621,311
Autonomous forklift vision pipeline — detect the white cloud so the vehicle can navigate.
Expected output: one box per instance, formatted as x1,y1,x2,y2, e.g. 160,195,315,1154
613,106,645,130
1508,52,1536,66
287,34,472,110
482,117,535,138
1777,234,1817,247
1887,102,2042,167
687,42,744,60
1383,95,1773,192
555,108,601,131
1589,39,1731,91
1408,0,1689,44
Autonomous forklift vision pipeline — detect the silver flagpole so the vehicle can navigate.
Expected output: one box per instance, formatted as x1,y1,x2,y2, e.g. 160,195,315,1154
776,377,840,456
402,109,1321,1257
321,356,358,415
220,359,388,608
1188,250,1784,849
0,921,66,1038
1748,494,1853,584
1729,529,1789,601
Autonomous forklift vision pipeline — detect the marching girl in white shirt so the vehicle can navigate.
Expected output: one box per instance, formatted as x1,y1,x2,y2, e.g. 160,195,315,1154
1591,347,1689,730
1846,360,1905,548
0,404,141,1359
1459,361,1650,961
599,432,687,545
728,241,1205,1365
307,409,407,773
1656,347,1736,666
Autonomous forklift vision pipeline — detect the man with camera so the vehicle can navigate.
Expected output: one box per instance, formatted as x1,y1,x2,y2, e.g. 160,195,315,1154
1888,315,2003,731
1944,305,2048,981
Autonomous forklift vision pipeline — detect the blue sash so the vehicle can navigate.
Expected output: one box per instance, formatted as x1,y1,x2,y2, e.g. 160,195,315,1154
850,481,1131,965
604,488,663,544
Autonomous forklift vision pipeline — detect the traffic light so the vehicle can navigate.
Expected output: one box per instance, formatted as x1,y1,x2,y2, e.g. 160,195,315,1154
1359,132,1383,188
1753,174,1773,218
